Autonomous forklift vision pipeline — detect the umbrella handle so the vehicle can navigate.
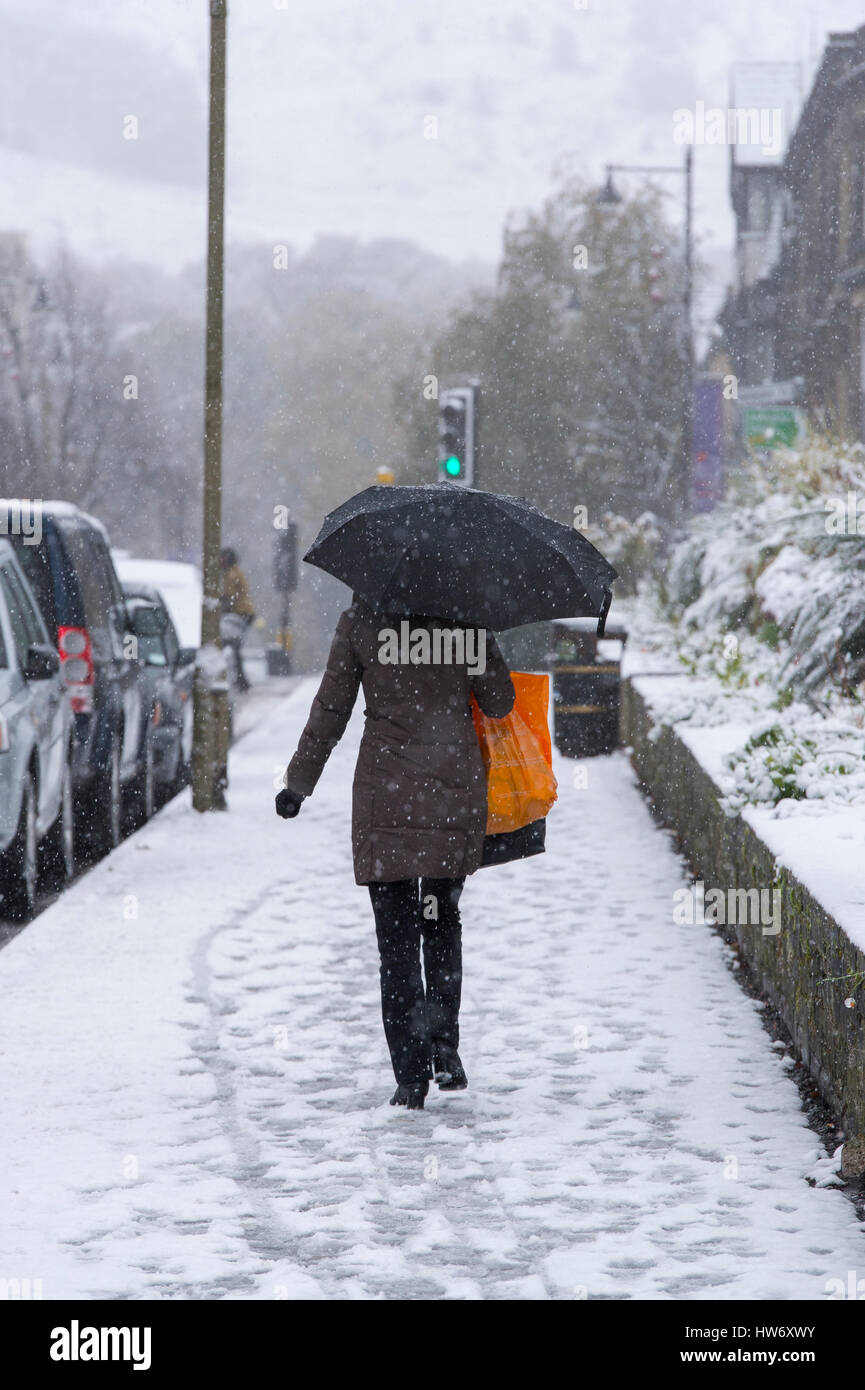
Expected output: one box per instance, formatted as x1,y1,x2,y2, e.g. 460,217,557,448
596,587,612,638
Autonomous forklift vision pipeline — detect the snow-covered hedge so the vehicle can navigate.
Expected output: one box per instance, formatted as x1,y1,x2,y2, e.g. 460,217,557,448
636,435,865,808
721,717,865,815
583,510,661,595
664,438,865,695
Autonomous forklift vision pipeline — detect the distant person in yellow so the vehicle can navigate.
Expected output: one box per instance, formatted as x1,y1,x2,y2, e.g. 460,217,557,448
220,547,255,693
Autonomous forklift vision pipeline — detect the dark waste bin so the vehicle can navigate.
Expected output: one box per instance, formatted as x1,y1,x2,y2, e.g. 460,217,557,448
267,642,292,676
551,616,627,758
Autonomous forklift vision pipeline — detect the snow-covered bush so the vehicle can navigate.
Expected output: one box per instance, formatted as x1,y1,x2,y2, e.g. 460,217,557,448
722,718,865,812
583,510,661,595
659,434,865,704
633,434,865,808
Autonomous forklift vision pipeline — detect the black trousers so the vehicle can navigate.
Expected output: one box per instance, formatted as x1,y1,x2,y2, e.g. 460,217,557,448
231,612,254,688
367,876,465,1085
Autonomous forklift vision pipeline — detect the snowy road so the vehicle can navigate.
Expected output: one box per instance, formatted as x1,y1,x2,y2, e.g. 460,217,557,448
0,680,862,1300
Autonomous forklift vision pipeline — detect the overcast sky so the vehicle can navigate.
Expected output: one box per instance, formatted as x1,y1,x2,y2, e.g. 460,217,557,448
3,0,865,324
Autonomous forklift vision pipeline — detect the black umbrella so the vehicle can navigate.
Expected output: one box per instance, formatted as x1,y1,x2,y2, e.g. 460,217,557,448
304,483,618,632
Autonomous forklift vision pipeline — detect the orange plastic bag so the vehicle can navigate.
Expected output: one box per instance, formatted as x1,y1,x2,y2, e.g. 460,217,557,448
471,671,558,835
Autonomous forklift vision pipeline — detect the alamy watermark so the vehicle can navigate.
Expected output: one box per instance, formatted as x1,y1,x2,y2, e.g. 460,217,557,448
378,621,486,676
0,498,42,545
50,1322,151,1370
0,1276,42,1299
673,879,781,936
825,1270,865,1299
825,492,865,534
673,102,783,158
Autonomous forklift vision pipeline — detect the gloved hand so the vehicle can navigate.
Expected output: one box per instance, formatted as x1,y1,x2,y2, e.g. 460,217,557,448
275,787,304,819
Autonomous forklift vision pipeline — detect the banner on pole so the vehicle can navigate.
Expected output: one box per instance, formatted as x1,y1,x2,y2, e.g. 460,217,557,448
692,376,725,512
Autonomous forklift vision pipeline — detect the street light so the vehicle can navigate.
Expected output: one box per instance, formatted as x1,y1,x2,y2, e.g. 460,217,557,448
596,152,694,522
596,168,622,206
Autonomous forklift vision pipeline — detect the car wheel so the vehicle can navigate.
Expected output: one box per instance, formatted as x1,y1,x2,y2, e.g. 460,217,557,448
106,731,123,847
1,770,38,921
83,729,122,859
127,723,157,828
142,729,155,821
40,754,76,887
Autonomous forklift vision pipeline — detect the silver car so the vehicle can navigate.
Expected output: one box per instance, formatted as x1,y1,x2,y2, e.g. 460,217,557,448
0,539,73,920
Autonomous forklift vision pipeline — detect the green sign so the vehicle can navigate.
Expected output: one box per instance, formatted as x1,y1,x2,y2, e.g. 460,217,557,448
743,406,800,450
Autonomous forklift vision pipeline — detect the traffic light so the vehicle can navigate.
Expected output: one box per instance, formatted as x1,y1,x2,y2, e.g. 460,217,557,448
438,386,476,485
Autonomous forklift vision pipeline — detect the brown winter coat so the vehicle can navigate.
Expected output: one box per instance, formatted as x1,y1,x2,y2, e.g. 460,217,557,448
221,563,255,618
284,597,515,884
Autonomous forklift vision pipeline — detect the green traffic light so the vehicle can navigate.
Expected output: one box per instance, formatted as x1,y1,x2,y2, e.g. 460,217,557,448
444,455,462,477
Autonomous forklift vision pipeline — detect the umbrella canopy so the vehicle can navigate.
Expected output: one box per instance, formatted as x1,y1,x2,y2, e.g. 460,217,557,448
304,483,618,632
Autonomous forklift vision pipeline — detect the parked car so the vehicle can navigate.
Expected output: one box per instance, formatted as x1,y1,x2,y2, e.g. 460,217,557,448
112,554,201,648
115,552,260,702
0,539,74,919
0,501,146,857
114,551,252,744
123,585,196,815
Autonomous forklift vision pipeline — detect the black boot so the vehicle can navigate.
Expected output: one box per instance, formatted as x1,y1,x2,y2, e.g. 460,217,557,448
390,1081,429,1110
433,1044,467,1091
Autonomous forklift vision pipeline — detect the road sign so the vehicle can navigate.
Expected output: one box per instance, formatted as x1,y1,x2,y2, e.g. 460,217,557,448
743,406,801,450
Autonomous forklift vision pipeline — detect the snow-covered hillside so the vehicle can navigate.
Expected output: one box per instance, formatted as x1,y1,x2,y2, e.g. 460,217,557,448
7,0,863,284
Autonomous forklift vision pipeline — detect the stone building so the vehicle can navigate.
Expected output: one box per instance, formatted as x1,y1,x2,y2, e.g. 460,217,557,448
718,28,865,442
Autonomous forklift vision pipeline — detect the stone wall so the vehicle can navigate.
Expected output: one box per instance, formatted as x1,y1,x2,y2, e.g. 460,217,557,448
622,678,865,1142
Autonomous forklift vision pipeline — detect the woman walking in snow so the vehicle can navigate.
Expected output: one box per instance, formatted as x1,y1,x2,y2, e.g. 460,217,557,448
276,594,514,1110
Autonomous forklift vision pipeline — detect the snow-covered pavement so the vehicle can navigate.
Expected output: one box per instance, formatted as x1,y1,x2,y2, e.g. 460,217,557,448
1,680,862,1301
